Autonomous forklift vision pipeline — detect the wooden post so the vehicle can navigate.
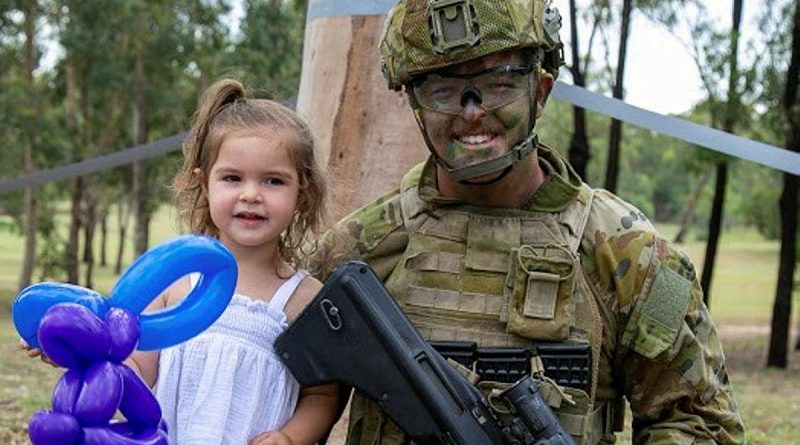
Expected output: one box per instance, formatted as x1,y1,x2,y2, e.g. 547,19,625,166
296,4,427,220
296,4,426,442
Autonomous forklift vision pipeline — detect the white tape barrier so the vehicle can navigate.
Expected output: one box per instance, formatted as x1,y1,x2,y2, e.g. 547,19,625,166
0,133,188,193
552,82,800,175
305,0,397,23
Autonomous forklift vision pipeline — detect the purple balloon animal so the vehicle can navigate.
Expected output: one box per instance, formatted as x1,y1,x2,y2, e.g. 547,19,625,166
28,303,168,445
13,234,239,445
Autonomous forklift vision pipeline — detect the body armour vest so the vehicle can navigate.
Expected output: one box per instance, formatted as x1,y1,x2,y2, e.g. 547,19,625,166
346,164,624,445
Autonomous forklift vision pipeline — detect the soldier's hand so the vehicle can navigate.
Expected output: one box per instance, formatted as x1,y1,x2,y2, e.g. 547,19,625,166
18,338,58,367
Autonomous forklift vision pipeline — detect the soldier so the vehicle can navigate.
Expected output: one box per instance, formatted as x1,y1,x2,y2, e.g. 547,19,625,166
310,0,746,443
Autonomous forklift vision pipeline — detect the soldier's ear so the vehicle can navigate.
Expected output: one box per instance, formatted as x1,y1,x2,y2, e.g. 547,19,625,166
535,71,554,119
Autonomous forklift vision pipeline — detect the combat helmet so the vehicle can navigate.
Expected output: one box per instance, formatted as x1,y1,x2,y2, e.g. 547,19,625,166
379,0,564,91
378,0,565,183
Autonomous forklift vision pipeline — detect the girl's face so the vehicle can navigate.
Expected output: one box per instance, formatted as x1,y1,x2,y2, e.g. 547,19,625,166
203,132,300,253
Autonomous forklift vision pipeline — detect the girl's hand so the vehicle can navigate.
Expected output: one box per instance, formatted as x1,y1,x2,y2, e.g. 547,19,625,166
18,338,58,367
248,430,293,445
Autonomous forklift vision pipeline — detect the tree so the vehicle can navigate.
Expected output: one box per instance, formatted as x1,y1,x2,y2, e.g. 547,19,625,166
566,0,595,180
601,0,687,192
125,0,230,256
20,0,36,280
677,0,750,303
229,0,304,100
603,0,632,193
0,0,68,289
767,0,799,367
699,0,744,305
19,0,39,290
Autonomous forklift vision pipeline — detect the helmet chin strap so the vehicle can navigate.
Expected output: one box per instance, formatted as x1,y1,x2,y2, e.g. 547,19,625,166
411,108,540,184
409,75,542,184
438,130,538,182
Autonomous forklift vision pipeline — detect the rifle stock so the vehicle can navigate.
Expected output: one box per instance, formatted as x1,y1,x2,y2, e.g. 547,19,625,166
275,261,575,445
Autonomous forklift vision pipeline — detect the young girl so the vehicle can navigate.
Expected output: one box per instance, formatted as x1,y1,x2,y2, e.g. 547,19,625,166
125,79,337,445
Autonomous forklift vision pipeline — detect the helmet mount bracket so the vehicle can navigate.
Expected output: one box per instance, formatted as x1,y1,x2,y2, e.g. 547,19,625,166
428,0,480,54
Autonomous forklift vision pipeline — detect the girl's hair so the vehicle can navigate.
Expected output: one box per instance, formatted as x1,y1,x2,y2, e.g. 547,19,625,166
173,78,326,267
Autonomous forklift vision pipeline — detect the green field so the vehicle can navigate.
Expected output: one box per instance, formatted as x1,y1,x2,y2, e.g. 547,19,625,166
0,207,797,444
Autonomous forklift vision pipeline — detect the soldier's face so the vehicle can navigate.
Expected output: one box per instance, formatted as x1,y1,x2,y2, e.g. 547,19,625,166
416,51,551,175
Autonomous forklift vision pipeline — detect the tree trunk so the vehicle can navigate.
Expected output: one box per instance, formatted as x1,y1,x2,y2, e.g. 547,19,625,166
296,7,427,438
65,177,83,284
769,172,798,366
100,207,108,267
83,188,93,262
674,167,713,244
132,161,149,255
603,0,632,193
132,51,150,256
115,198,130,275
567,0,591,181
83,189,98,289
18,0,38,290
20,183,37,289
295,13,426,220
701,0,743,308
769,0,800,366
700,163,727,304
62,56,82,283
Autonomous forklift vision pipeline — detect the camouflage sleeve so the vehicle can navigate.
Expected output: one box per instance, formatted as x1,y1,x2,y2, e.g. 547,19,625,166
615,236,746,444
309,188,409,281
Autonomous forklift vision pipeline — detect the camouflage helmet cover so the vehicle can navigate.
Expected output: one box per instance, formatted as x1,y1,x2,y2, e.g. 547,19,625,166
379,0,564,90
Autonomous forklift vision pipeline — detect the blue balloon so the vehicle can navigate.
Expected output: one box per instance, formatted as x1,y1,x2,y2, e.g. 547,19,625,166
12,234,237,351
11,234,238,445
108,234,238,350
13,284,108,350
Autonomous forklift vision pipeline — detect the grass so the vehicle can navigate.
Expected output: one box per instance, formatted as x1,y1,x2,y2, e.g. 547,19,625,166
721,333,800,444
0,320,61,444
0,208,797,444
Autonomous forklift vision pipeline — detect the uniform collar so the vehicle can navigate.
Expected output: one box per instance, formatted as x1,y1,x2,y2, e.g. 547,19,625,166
417,144,581,212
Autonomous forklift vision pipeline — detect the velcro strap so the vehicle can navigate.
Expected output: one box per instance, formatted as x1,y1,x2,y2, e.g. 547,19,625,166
556,401,614,445
524,271,560,319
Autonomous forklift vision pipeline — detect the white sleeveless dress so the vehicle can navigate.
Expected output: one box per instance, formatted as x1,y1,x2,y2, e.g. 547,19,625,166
155,270,308,445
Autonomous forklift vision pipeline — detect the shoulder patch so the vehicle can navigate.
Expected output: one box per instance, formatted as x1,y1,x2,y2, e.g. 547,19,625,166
622,265,692,359
645,267,692,332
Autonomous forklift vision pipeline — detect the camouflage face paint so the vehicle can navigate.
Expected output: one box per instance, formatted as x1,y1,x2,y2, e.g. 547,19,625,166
420,52,534,172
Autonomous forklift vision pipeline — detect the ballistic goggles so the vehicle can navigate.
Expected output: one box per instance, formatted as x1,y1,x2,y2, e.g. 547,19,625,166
410,64,536,115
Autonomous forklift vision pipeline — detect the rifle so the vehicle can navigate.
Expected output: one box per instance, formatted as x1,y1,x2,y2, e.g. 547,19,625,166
275,261,576,445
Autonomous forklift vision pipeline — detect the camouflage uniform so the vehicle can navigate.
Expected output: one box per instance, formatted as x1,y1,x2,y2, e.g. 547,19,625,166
312,147,745,445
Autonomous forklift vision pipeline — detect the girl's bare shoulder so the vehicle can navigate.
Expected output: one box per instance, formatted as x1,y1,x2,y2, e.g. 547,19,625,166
284,273,323,322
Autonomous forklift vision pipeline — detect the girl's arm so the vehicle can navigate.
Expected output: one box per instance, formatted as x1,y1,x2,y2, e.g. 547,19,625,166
124,292,167,388
125,276,193,387
248,274,339,445
124,282,179,388
250,384,339,445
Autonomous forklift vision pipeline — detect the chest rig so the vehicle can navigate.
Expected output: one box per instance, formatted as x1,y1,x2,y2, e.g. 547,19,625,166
381,169,622,445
